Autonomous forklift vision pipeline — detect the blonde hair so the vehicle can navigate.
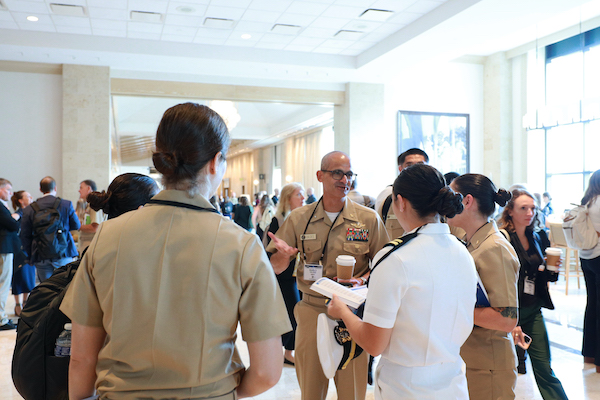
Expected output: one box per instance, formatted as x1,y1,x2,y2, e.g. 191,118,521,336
276,182,305,218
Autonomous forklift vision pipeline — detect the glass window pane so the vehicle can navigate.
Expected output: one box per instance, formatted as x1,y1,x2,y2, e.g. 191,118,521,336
527,129,546,192
546,124,583,174
584,46,600,99
547,174,584,216
546,51,583,106
585,120,600,172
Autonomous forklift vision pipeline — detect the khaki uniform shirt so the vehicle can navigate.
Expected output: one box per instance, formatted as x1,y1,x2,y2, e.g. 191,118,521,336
460,220,520,370
266,198,389,296
61,190,291,399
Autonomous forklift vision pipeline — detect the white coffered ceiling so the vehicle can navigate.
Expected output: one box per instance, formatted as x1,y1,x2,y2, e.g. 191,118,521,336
2,0,600,166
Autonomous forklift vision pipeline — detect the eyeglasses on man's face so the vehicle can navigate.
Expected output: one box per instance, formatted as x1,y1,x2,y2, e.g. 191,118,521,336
321,169,356,181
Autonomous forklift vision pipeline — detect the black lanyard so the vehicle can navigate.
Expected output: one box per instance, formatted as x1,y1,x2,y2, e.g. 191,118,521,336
147,199,220,214
301,197,344,263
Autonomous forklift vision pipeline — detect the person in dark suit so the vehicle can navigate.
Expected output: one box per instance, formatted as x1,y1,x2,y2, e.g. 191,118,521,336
0,178,19,329
20,176,80,282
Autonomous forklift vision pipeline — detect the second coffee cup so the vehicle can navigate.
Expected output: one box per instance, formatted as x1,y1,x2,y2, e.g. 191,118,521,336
336,255,356,281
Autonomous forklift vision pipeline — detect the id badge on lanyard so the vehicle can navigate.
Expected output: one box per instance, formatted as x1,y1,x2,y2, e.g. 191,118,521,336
304,262,323,281
524,278,535,295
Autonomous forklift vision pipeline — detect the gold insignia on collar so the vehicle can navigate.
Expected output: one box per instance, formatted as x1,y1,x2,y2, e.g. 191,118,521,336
351,222,365,229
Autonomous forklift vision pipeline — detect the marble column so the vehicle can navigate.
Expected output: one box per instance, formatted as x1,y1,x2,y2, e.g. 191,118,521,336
483,52,513,188
62,64,111,204
333,82,385,196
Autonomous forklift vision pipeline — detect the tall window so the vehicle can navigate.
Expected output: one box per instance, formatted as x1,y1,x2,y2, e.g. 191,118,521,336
527,26,600,214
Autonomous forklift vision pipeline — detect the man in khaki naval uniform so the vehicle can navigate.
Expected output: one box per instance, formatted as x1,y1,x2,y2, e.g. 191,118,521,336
460,221,520,399
267,151,389,400
374,148,428,240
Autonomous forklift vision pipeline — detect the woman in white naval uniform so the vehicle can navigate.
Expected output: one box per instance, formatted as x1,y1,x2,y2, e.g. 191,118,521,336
328,163,477,400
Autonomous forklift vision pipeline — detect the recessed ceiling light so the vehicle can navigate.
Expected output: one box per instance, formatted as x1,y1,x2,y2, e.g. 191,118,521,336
241,33,252,40
334,30,364,40
176,6,195,13
50,3,86,17
26,15,39,22
204,17,235,29
130,10,163,23
359,9,393,22
271,24,301,35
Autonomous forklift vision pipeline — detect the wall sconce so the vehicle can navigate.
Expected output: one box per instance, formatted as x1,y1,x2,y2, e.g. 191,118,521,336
285,175,293,183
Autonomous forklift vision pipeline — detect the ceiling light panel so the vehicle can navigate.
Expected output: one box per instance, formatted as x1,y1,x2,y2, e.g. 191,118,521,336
5,1,47,13
271,24,301,35
334,30,363,40
276,13,314,27
203,17,235,29
359,8,394,21
50,4,86,17
128,0,167,14
130,11,163,23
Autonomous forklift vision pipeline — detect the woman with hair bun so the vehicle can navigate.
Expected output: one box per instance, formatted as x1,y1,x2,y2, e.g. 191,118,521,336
61,103,291,400
86,173,159,222
447,174,520,400
328,163,477,399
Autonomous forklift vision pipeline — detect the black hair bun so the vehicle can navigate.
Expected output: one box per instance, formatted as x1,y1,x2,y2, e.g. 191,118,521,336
433,187,464,219
495,188,511,207
87,190,112,214
152,151,178,177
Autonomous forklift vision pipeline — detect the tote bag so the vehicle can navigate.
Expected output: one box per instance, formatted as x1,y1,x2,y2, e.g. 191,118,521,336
562,204,598,250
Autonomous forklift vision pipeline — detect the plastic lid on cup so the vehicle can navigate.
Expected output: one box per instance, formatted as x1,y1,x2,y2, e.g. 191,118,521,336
336,255,356,266
546,247,562,256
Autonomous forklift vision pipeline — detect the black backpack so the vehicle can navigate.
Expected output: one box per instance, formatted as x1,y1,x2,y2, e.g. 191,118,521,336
31,198,68,260
12,258,80,400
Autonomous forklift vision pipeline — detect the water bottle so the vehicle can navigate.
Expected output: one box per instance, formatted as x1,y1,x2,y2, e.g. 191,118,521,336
54,323,72,357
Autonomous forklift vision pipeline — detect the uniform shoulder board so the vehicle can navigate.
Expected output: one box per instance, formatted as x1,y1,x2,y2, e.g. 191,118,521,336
368,231,419,286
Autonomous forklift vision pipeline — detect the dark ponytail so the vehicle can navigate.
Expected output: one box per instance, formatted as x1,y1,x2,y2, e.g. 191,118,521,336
452,174,511,217
392,164,464,219
88,173,159,219
152,103,230,192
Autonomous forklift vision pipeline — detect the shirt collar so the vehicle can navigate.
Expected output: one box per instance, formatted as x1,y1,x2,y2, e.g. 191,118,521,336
149,189,216,210
404,222,450,236
467,220,499,250
310,197,360,225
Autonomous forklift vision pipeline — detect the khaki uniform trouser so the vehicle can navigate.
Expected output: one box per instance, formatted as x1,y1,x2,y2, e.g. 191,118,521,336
466,368,517,400
295,293,368,400
101,388,237,400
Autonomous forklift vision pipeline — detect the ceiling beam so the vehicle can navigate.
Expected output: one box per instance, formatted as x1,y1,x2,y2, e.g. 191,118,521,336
111,78,345,105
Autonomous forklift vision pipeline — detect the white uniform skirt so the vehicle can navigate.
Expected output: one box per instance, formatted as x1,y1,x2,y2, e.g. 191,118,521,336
375,357,469,400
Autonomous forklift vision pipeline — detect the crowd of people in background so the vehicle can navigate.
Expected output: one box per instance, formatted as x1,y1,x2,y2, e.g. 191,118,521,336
2,102,598,400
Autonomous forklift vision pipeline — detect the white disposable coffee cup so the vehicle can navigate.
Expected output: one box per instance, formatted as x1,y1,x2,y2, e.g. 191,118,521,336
546,248,562,271
336,255,356,281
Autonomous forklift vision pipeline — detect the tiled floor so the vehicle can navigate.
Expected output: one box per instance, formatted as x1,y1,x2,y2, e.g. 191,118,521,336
2,275,599,399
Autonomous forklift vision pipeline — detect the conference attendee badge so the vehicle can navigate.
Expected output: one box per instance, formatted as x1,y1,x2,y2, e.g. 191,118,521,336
304,263,323,281
524,278,535,295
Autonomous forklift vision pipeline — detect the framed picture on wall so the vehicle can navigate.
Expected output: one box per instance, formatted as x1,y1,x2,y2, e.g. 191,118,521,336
397,111,469,175
223,178,230,189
